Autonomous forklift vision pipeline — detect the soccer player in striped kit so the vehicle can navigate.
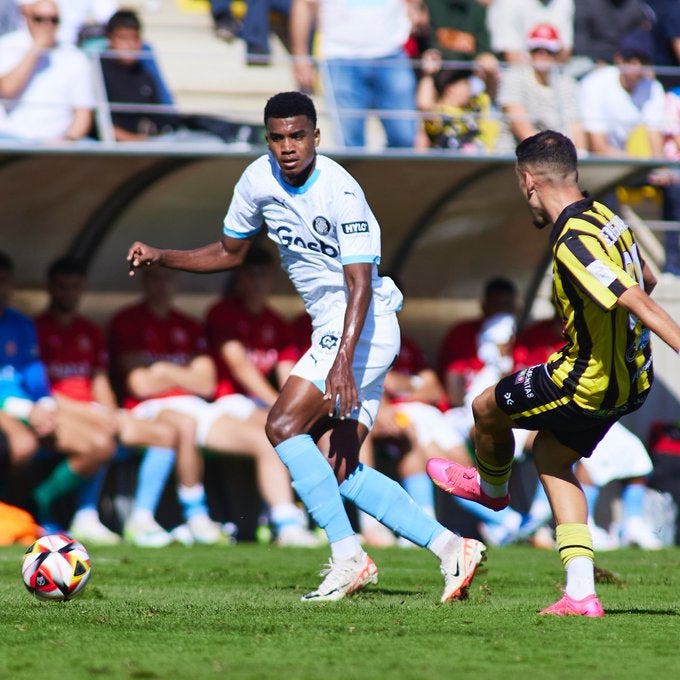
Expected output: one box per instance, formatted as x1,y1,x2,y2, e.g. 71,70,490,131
429,130,680,616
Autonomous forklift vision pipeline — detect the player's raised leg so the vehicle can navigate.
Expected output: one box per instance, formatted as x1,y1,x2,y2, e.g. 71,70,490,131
427,384,513,510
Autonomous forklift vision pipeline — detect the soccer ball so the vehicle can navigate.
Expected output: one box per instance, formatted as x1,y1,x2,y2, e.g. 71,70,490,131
21,534,91,601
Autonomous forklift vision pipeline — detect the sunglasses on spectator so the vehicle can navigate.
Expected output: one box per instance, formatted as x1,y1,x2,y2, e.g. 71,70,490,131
31,15,60,25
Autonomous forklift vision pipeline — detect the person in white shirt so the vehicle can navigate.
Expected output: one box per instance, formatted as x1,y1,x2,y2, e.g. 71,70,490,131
127,91,486,604
579,30,666,156
487,0,574,64
0,0,95,141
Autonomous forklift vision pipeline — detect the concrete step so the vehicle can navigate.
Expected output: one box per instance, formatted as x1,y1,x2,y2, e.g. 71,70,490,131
132,0,296,121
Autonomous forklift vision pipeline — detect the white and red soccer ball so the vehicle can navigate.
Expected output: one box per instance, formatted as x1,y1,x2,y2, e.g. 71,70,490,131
21,533,91,601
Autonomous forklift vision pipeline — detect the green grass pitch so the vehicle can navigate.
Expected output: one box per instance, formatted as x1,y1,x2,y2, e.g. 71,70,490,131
1,543,678,680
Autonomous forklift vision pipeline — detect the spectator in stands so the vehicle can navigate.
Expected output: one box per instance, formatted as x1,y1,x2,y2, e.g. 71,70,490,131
290,0,417,148
49,0,118,46
646,1,680,276
487,0,574,64
572,0,651,71
98,10,258,145
209,0,242,43
241,0,292,66
208,0,291,66
580,30,679,276
0,251,114,531
579,30,665,157
204,246,319,546
111,266,317,547
423,0,499,100
415,51,495,152
0,0,20,36
0,0,95,142
647,0,680,92
494,24,586,153
98,9,182,142
34,256,185,547
649,92,680,275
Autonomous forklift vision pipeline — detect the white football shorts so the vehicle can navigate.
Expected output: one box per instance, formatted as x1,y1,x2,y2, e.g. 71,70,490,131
290,312,400,429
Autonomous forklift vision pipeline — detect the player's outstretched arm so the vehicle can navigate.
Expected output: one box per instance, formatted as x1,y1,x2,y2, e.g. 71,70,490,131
127,236,251,276
617,284,680,352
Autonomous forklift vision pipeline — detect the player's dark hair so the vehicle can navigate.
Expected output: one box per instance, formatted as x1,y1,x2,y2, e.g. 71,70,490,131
515,130,577,175
484,276,516,299
47,255,87,281
264,91,317,127
0,251,14,272
106,9,142,35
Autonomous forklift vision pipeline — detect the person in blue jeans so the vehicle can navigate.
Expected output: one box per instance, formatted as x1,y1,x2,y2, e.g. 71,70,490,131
210,0,291,66
209,0,241,42
290,0,416,148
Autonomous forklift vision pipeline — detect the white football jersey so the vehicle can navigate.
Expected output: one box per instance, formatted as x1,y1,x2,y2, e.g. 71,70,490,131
223,154,403,328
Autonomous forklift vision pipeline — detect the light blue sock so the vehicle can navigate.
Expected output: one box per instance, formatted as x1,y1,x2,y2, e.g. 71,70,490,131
402,472,435,514
621,483,645,519
76,464,108,512
275,434,355,543
453,496,519,526
339,463,445,548
582,483,600,520
178,483,209,520
133,447,175,513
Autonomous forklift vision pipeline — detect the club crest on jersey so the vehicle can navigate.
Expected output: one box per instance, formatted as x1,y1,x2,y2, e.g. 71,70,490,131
319,334,339,350
341,221,369,235
312,216,331,235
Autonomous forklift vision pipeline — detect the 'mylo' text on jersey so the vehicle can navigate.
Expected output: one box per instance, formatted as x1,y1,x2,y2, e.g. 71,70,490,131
341,221,369,234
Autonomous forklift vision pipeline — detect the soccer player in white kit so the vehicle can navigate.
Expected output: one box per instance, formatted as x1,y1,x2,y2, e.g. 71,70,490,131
127,91,485,602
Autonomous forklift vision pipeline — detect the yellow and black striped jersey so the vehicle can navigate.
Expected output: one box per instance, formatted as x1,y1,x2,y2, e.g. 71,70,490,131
546,197,653,413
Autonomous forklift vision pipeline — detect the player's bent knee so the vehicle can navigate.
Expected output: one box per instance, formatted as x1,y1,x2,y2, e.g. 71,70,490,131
265,412,296,447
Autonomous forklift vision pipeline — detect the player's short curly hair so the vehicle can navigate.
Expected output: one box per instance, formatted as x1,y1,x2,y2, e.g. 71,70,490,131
516,130,577,175
264,91,317,127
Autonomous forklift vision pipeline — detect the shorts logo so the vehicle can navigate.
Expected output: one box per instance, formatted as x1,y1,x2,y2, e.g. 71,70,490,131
504,392,514,406
341,221,369,234
319,334,339,350
313,216,331,235
522,366,535,399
